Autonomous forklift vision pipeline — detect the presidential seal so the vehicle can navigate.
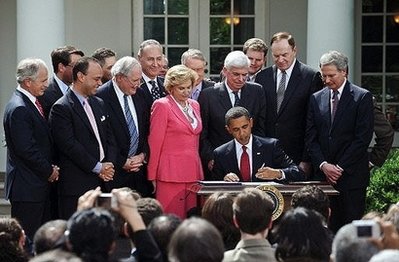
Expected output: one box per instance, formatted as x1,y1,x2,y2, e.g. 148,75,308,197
256,184,284,220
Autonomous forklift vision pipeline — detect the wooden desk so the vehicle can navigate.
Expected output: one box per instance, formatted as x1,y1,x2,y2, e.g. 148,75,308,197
192,181,339,218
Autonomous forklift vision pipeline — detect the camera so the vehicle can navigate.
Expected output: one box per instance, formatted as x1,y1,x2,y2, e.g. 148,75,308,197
352,220,380,238
95,193,117,209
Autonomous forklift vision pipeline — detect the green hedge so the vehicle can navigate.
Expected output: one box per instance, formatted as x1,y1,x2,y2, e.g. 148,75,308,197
366,149,399,213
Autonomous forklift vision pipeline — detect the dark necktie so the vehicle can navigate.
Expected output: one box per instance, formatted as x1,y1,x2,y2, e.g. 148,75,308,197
233,91,240,107
276,70,286,112
149,80,161,101
35,99,45,118
240,145,251,182
123,95,139,157
331,90,340,123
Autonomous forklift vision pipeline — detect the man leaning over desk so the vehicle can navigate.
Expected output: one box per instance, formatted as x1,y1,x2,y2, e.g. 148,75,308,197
212,106,305,182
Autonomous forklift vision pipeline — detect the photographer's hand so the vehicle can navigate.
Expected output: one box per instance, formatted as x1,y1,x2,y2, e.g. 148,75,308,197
77,186,102,211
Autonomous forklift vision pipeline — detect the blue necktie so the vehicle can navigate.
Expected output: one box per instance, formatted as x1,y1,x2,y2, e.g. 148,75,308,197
123,95,139,157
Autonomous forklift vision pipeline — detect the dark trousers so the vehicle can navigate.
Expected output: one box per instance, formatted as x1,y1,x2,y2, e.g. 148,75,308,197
58,195,79,220
11,200,51,254
329,187,367,233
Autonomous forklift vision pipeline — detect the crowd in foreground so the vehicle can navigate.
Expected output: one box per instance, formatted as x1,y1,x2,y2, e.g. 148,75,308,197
0,185,398,262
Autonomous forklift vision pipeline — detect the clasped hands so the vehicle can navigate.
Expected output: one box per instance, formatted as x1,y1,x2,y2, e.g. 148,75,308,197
48,165,60,183
223,166,282,182
321,163,343,185
123,153,145,173
99,162,115,181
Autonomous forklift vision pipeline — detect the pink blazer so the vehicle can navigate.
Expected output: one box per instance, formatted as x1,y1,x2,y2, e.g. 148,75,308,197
148,95,204,183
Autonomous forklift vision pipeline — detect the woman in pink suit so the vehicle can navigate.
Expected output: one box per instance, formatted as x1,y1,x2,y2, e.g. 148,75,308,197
148,65,203,218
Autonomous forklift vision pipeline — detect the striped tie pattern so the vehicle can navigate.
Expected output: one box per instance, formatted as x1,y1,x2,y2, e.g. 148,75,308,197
123,95,139,157
233,91,240,106
276,70,286,112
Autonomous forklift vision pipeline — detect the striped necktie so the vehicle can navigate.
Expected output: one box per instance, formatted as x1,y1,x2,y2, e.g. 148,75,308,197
123,95,139,157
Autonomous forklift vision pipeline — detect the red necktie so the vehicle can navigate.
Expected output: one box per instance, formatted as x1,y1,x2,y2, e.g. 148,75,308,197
240,145,251,181
35,99,45,118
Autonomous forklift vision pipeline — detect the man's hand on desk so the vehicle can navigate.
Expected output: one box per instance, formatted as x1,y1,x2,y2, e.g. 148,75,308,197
224,173,240,182
255,167,282,180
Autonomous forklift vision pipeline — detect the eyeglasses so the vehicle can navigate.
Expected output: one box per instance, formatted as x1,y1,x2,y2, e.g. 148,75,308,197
320,74,338,81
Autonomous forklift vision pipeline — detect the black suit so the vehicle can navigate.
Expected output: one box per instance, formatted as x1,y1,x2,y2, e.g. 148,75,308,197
139,76,166,111
306,81,374,231
212,135,303,182
255,61,322,164
3,89,54,246
96,80,152,196
198,82,266,170
38,77,64,119
49,89,117,219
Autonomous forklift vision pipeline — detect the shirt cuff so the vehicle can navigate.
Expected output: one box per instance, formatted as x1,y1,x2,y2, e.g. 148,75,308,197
93,162,102,174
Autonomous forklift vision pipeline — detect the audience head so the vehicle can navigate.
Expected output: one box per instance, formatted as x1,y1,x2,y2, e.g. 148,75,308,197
243,38,268,76
334,238,380,262
0,217,28,262
148,214,182,261
233,188,274,235
291,185,330,223
66,208,117,262
51,46,84,85
222,51,250,91
319,50,348,90
274,207,332,262
92,47,117,83
111,56,143,96
16,58,49,97
270,32,297,71
202,192,240,250
137,39,163,79
369,249,399,262
33,219,67,255
168,217,224,262
72,57,103,97
181,49,208,85
384,203,399,232
29,249,82,262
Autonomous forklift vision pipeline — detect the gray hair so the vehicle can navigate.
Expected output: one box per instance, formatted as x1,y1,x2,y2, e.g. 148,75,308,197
111,56,141,77
181,49,206,65
137,39,162,57
319,50,348,72
369,250,399,262
224,51,250,69
16,58,48,84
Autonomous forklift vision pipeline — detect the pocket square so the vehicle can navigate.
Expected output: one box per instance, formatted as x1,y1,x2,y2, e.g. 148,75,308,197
100,115,106,121
256,152,261,155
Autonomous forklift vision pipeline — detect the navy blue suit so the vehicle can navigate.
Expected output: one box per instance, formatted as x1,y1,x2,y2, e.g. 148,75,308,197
212,135,303,182
255,61,322,164
49,89,117,219
97,80,152,196
139,76,166,112
306,81,374,231
3,89,54,245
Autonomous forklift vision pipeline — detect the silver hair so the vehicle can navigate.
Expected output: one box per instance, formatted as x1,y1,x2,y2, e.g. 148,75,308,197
319,50,348,72
111,56,141,77
224,51,250,69
16,58,48,84
181,49,206,65
137,39,162,57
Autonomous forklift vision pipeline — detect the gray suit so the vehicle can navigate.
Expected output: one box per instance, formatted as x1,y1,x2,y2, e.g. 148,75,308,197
223,238,277,262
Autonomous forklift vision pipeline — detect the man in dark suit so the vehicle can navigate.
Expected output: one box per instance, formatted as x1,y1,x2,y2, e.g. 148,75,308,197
243,38,268,82
38,46,84,118
3,58,59,251
92,47,117,84
137,39,167,111
306,50,374,232
97,56,153,196
49,57,116,219
181,48,214,100
255,32,323,176
199,51,266,180
213,107,303,182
